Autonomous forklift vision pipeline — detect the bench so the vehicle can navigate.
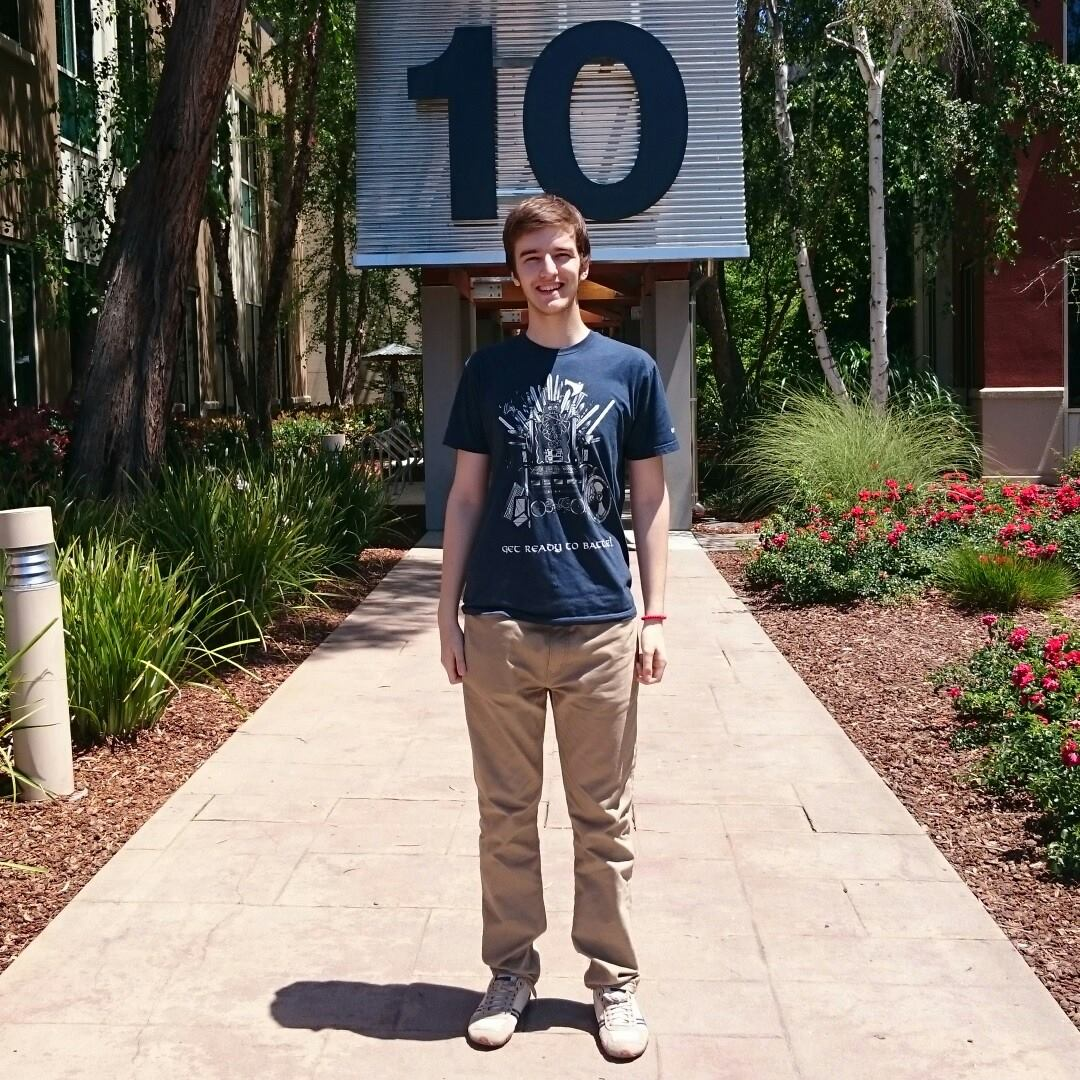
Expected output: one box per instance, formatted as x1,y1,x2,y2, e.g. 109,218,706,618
362,421,424,497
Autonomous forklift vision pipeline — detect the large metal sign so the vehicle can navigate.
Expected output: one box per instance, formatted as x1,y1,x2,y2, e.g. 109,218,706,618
354,1,747,267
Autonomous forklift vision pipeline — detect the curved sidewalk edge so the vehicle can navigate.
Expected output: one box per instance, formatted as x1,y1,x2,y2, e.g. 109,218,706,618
0,532,1077,1079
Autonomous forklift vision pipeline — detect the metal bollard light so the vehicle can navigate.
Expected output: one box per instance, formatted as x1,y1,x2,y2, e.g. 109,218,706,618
0,506,74,801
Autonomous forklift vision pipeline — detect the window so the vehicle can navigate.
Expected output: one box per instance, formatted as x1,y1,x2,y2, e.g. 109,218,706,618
1068,255,1080,409
213,294,234,411
1069,1,1080,65
0,244,39,408
956,261,977,405
113,8,151,168
173,288,200,413
1,0,21,44
244,300,261,411
275,321,289,404
55,0,98,150
238,98,261,231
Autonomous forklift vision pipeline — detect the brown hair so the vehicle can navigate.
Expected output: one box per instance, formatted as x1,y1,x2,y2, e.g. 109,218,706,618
502,194,591,273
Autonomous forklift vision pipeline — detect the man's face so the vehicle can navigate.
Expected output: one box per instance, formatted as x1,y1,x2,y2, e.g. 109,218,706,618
511,226,590,317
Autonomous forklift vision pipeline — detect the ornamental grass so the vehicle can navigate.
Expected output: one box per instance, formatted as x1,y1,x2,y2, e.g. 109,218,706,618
934,548,1075,612
739,392,979,510
60,536,234,743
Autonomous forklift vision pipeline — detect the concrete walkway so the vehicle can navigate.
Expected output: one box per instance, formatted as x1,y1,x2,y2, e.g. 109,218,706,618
2,535,1079,1079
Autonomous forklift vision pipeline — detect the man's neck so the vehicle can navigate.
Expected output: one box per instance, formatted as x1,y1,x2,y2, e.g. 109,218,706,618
524,304,590,350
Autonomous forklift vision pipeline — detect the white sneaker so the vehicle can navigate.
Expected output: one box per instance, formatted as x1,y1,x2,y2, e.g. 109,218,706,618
466,974,534,1048
593,984,649,1059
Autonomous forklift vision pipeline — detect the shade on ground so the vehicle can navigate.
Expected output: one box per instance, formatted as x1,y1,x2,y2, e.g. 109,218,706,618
1,535,1078,1079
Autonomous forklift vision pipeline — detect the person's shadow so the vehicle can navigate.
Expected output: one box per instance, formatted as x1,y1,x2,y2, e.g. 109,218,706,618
271,980,595,1044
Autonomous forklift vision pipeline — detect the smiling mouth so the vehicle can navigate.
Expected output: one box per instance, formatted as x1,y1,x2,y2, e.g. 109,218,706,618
537,283,563,294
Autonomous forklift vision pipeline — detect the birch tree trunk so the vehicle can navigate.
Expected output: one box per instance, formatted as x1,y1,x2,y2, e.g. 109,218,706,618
765,0,849,402
856,24,891,407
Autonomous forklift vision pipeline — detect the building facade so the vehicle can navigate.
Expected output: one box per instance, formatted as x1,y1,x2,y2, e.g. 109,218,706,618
921,1,1080,480
0,0,310,416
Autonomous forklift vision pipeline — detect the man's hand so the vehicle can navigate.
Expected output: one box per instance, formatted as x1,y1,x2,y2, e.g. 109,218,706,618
440,616,468,684
636,623,667,684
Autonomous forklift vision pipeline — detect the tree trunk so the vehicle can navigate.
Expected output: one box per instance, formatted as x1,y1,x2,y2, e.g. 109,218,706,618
333,210,350,393
206,205,258,438
695,262,744,409
764,0,849,402
254,3,328,445
322,215,342,405
739,0,763,86
341,271,369,401
858,23,890,407
67,0,247,495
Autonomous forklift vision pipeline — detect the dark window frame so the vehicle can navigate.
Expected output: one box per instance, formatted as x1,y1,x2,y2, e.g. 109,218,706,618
0,242,40,408
237,96,261,233
1,0,21,45
55,0,99,150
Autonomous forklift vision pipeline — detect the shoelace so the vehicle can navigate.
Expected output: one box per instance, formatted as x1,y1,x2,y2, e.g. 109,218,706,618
479,976,522,1014
599,988,639,1027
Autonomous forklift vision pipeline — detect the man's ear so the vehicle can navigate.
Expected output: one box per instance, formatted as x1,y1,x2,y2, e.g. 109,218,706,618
581,257,590,280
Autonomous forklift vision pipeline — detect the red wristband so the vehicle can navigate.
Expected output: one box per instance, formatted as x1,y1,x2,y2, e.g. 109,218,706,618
641,613,667,623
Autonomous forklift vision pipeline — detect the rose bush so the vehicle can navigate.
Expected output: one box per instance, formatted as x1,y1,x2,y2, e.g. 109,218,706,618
749,475,1080,605
934,618,1080,878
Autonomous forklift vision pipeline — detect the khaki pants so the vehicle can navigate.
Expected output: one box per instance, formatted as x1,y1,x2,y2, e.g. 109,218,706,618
462,613,640,989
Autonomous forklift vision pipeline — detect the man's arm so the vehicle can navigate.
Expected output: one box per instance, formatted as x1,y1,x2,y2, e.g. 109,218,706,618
629,455,670,685
438,450,490,684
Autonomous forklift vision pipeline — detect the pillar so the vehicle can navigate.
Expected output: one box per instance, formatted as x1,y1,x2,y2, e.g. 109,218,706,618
653,279,694,530
422,284,473,530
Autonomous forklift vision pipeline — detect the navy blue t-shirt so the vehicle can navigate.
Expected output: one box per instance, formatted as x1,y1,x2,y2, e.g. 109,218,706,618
443,331,679,625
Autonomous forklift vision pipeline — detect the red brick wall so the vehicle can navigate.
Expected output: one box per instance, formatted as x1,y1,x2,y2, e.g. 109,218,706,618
981,0,1079,388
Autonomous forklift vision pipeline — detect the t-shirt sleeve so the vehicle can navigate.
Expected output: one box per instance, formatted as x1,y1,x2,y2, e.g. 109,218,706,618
625,360,680,460
443,356,490,453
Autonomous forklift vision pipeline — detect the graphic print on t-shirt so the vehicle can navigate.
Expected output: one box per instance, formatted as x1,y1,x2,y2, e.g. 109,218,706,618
497,373,616,529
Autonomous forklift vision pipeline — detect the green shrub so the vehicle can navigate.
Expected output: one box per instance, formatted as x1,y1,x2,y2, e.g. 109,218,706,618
1048,514,1080,580
1059,446,1080,483
131,461,331,649
297,450,389,571
934,548,1074,611
739,392,979,510
61,536,223,743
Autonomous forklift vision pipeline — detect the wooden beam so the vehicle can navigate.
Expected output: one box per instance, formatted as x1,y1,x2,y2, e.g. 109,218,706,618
642,262,691,296
469,280,631,303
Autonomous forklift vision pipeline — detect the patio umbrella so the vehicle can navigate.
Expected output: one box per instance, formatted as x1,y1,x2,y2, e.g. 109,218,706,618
361,342,422,419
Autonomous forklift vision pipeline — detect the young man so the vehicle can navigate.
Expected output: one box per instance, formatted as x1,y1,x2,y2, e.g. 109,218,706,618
438,194,677,1061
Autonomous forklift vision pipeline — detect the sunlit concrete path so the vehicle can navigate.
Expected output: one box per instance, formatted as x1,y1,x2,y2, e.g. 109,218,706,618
2,534,1079,1079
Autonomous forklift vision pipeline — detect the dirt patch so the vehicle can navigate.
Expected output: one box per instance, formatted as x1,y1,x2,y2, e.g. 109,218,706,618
0,513,423,975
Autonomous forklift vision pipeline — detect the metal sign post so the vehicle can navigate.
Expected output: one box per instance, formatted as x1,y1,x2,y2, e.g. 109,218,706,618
0,506,74,801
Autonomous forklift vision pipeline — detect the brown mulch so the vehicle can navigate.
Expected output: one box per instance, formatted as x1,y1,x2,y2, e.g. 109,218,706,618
708,548,1080,1027
0,511,424,975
